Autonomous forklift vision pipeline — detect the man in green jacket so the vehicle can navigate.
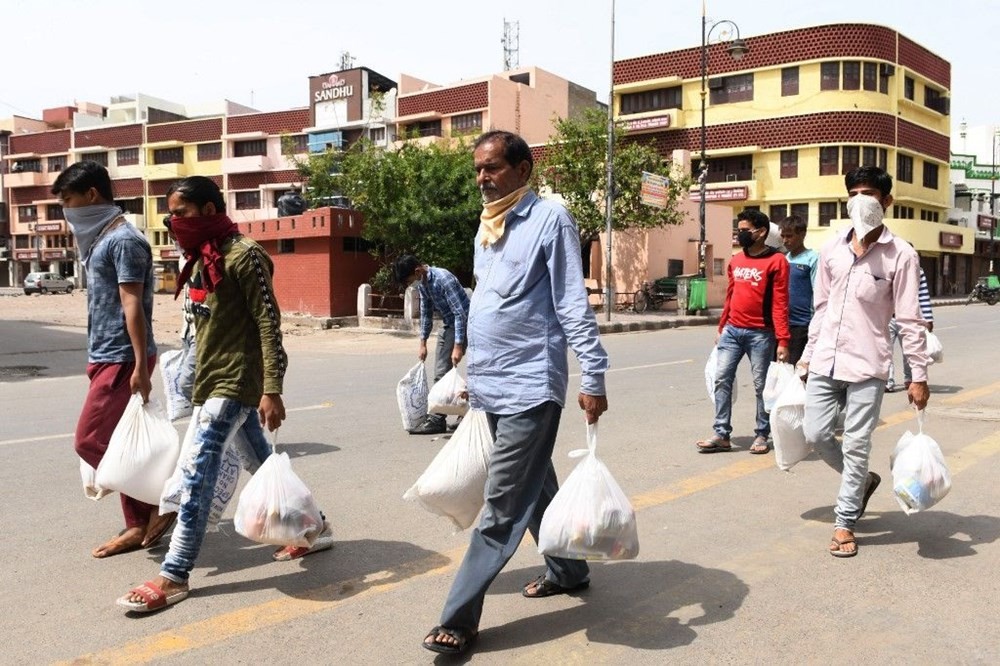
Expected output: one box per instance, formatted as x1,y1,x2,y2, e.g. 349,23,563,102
117,176,332,613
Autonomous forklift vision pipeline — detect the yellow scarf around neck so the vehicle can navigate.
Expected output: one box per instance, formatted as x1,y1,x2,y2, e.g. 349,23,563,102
479,185,531,247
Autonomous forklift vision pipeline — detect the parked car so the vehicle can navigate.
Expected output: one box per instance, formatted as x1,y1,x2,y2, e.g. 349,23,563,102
23,272,74,294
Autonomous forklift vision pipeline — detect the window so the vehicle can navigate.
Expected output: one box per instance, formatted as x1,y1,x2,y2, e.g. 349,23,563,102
117,199,143,215
369,127,386,143
862,146,877,167
780,150,798,178
769,204,788,222
81,151,109,167
282,134,309,155
892,205,915,219
156,197,169,214
897,154,914,183
878,65,890,94
840,201,849,220
14,158,42,172
404,120,442,138
47,156,65,172
278,239,295,254
904,76,915,100
819,147,839,175
878,148,888,170
713,258,725,277
781,67,799,96
46,204,64,220
923,162,939,189
451,112,483,134
153,147,183,164
819,202,838,227
620,86,682,114
708,73,753,104
117,147,139,166
197,142,222,161
790,203,809,223
925,87,948,114
821,62,840,91
19,205,38,222
701,154,752,183
234,140,267,157
863,62,878,91
343,236,375,253
235,191,261,210
842,61,861,90
842,146,860,174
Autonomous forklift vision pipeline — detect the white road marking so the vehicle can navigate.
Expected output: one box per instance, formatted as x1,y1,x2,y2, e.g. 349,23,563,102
570,358,693,378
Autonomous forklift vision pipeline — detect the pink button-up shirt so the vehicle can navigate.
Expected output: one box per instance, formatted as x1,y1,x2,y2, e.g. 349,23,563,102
802,225,929,383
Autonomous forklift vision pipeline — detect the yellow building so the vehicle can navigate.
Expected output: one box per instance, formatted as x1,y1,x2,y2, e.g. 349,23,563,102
614,22,972,294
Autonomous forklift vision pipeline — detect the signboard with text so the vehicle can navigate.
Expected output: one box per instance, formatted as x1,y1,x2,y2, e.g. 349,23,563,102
939,231,963,248
689,186,749,202
625,115,672,132
34,222,63,233
978,214,996,231
640,171,669,209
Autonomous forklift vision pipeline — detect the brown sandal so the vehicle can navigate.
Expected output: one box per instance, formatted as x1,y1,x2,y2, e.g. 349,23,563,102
829,530,858,558
696,435,732,453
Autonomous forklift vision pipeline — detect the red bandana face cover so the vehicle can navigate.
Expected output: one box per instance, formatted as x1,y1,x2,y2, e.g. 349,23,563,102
170,214,240,298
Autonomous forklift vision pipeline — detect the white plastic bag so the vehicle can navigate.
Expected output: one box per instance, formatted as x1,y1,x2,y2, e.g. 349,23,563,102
890,411,951,514
80,458,111,501
771,375,809,471
95,394,181,505
234,446,324,547
397,362,429,430
159,406,243,532
705,346,737,404
427,367,469,416
160,348,194,421
403,410,493,530
763,362,796,413
925,331,943,365
538,423,639,561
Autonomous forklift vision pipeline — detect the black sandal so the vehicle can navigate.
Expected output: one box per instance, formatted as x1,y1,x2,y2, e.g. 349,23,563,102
522,574,590,598
422,625,478,655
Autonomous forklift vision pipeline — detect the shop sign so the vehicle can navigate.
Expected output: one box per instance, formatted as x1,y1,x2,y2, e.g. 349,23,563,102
939,231,963,248
978,214,996,231
314,73,354,102
42,249,68,260
14,249,37,260
161,248,180,260
624,115,671,132
640,171,669,209
689,186,749,202
34,222,63,232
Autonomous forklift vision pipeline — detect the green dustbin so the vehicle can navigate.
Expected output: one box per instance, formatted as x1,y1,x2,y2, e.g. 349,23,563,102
688,277,708,313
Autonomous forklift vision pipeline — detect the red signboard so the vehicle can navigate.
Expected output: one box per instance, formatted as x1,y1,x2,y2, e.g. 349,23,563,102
42,249,68,260
689,186,749,202
939,231,963,248
624,115,672,132
160,249,180,259
978,214,996,231
13,249,37,260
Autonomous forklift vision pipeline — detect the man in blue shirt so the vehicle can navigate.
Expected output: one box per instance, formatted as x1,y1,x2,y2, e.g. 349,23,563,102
886,267,933,392
422,131,609,655
779,215,818,365
392,255,470,434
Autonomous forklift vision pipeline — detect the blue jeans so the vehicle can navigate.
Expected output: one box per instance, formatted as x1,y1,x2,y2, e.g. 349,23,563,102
438,401,589,631
161,397,271,584
713,325,776,440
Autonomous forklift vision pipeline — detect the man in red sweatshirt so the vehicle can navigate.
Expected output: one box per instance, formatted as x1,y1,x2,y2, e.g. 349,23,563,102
698,209,790,454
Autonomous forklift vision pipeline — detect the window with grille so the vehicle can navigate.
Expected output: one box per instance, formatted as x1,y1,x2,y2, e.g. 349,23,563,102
47,156,65,172
781,67,799,96
451,112,483,134
819,202,838,227
621,87,682,113
117,148,139,166
154,147,184,164
923,162,939,189
769,204,788,222
904,77,915,100
235,191,261,209
19,205,38,222
790,203,809,224
282,135,310,155
234,140,267,157
819,147,839,175
46,204,64,220
897,154,914,183
780,150,798,178
821,62,840,91
842,62,861,90
81,151,109,167
197,142,222,161
862,63,878,91
842,146,860,174
708,74,753,104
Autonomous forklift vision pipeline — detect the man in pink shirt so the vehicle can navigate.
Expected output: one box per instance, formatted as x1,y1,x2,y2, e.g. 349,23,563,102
799,166,930,558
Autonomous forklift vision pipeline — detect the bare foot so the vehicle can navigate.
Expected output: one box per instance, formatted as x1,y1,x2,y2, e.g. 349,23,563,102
123,575,188,604
142,511,177,548
92,527,145,558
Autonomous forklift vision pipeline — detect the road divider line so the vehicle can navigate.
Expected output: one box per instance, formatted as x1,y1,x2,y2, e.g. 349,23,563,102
0,402,333,448
941,380,1000,405
570,359,693,378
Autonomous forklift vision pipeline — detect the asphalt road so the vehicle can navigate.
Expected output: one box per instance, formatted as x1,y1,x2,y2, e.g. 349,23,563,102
2,304,999,664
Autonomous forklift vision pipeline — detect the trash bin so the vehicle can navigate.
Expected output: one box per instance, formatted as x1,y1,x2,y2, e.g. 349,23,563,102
688,277,708,313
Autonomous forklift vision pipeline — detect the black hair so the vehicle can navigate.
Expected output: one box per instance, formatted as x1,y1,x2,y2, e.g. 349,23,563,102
779,215,807,235
474,130,533,176
166,176,227,213
392,254,421,286
51,161,114,201
845,166,893,197
736,208,770,231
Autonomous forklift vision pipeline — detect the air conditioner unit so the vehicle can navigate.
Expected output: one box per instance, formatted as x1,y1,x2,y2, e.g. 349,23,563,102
726,174,738,182
708,77,725,90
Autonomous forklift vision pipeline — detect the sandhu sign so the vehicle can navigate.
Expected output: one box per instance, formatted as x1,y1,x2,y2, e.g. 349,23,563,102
640,171,669,209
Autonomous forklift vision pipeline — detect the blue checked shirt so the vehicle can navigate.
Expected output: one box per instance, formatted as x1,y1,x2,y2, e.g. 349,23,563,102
417,267,470,343
466,191,609,415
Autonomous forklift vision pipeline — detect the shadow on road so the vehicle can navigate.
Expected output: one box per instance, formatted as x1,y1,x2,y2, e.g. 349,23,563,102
800,506,1000,559
470,561,748,654
278,441,342,458
0,320,87,382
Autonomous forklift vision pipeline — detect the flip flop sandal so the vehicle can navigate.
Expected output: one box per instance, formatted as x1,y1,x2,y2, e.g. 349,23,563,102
142,513,177,548
522,574,591,598
422,625,478,655
859,472,881,518
829,534,858,558
116,581,189,613
273,523,334,561
696,436,732,453
749,437,772,455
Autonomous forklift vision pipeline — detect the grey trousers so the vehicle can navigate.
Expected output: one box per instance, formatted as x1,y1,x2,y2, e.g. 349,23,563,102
427,323,456,424
802,373,885,530
887,318,912,386
438,400,590,631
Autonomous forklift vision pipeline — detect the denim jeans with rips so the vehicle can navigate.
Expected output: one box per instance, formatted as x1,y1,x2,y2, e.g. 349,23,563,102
160,397,271,584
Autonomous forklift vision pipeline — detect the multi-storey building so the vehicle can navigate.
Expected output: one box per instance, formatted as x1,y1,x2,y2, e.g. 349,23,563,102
950,123,1000,281
614,22,974,295
0,115,50,286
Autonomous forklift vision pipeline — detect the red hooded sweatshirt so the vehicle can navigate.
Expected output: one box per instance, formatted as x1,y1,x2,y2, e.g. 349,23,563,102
718,246,790,346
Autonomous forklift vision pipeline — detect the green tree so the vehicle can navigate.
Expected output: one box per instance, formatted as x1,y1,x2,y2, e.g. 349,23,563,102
291,138,481,288
538,107,690,244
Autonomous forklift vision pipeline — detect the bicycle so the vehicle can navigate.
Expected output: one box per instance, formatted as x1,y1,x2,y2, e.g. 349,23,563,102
633,278,678,313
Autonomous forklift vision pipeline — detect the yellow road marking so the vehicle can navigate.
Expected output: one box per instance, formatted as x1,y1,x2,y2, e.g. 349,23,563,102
62,381,1000,664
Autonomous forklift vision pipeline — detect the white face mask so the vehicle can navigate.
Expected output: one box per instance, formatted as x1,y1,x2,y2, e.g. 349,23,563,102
846,194,884,240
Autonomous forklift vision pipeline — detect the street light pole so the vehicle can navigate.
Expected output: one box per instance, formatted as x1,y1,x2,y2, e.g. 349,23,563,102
697,6,748,278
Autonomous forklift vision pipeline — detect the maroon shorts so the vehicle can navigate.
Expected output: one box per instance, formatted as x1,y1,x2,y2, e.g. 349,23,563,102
76,356,158,529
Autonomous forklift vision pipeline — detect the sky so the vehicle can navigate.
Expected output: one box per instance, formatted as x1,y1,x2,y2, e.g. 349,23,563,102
3,0,999,137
